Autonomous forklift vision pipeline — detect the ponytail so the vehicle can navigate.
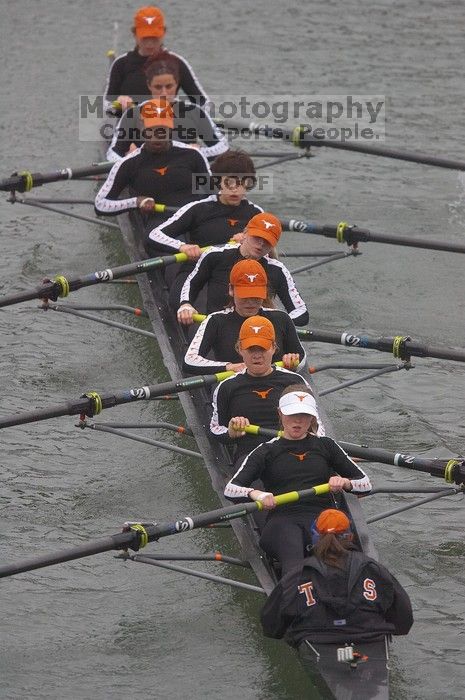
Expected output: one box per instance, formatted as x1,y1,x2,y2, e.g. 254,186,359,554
313,532,354,569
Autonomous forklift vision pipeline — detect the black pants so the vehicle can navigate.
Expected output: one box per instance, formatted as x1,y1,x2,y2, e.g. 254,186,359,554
259,510,320,576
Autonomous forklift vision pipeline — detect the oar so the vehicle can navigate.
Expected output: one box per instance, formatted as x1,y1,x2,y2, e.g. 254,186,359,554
336,442,465,485
193,316,465,365
0,484,330,578
219,117,465,171
0,362,287,430
281,219,465,255
0,372,230,430
297,327,465,364
0,162,113,193
242,425,465,485
0,250,206,309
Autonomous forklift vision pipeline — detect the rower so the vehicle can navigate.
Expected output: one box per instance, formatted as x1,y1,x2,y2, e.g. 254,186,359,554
210,317,311,468
104,6,209,113
177,212,309,325
224,385,371,576
146,149,263,306
95,98,211,235
107,56,228,162
183,259,306,374
260,508,413,645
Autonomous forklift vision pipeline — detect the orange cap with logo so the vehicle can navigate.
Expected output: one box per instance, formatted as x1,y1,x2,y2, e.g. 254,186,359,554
134,6,165,39
140,99,174,128
245,212,282,247
239,315,275,350
315,509,351,535
229,260,267,299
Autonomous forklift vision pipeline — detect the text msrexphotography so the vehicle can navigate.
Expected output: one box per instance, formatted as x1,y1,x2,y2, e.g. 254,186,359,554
78,94,385,143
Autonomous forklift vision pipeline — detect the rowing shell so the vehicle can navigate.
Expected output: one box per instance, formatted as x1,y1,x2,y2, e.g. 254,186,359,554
99,187,390,698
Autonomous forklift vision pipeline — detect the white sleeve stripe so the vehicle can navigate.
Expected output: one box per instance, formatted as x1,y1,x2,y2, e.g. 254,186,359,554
266,257,308,315
330,439,373,492
170,51,210,103
209,372,243,436
184,310,232,370
103,52,129,109
94,148,141,213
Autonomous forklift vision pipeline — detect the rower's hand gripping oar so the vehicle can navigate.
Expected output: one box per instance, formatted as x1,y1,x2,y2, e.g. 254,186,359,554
0,249,208,309
0,484,330,579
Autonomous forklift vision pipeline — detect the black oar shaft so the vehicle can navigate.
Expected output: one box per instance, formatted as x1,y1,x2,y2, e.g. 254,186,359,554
339,441,465,483
0,486,326,578
0,163,112,193
296,328,465,363
0,252,185,309
0,374,222,429
221,118,465,171
283,221,465,255
0,531,136,578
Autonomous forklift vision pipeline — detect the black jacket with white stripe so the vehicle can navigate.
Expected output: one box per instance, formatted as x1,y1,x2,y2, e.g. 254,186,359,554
183,307,306,374
94,142,211,216
179,244,309,326
106,99,227,162
147,195,262,252
103,48,209,112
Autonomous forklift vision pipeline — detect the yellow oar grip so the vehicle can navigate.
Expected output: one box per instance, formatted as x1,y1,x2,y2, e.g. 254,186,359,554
274,491,300,506
313,483,331,496
192,313,207,323
244,425,260,435
274,483,330,506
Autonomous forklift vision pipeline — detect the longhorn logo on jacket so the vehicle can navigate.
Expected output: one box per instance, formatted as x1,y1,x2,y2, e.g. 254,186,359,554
154,167,168,176
252,388,273,400
228,218,239,227
290,452,309,462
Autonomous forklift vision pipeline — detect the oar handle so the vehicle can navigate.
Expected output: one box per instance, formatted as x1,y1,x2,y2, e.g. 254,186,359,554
274,484,330,506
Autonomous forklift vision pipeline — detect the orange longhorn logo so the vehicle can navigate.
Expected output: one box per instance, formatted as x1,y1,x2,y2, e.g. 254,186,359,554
154,167,168,176
290,452,309,462
228,219,239,227
296,393,308,401
252,388,273,400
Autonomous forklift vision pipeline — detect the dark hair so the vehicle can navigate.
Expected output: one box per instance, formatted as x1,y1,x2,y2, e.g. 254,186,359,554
145,55,180,84
313,532,355,569
211,149,256,177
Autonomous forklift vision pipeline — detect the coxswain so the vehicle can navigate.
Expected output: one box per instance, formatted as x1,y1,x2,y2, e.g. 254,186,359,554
177,212,309,325
224,386,371,575
260,508,413,645
107,56,227,162
104,6,209,113
95,99,211,234
184,259,306,374
210,317,312,468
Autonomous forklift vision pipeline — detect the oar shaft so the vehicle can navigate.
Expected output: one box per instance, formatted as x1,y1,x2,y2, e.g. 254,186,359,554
0,485,329,578
221,118,465,171
0,163,112,192
0,252,191,309
0,531,136,578
296,328,465,363
0,373,227,430
283,221,465,254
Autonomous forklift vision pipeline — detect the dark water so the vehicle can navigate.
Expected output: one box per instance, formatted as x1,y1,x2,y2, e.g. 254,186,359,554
1,1,464,698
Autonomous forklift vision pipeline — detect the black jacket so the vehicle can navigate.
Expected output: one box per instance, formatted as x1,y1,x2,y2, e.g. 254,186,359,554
261,551,413,646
